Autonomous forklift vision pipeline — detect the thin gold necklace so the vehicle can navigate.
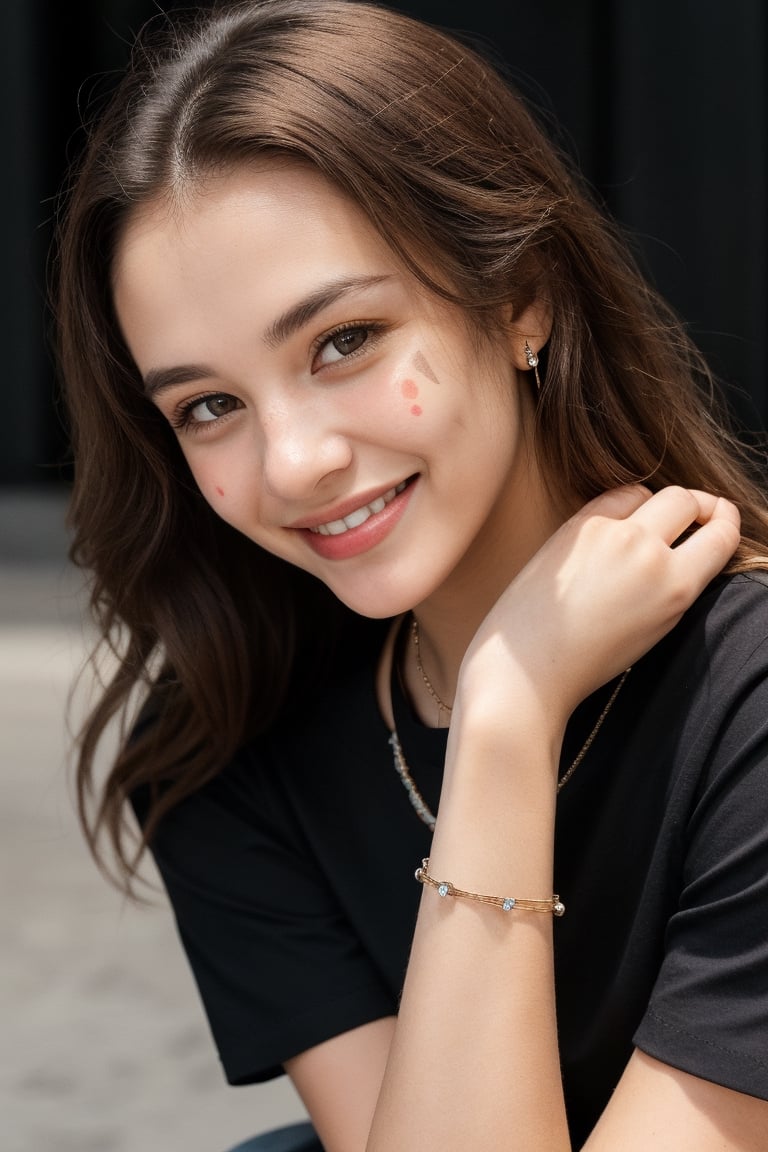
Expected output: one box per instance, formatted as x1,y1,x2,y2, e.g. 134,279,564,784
389,665,632,831
411,615,453,726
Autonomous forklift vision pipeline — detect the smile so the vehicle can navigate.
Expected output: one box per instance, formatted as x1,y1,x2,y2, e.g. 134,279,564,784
309,481,408,535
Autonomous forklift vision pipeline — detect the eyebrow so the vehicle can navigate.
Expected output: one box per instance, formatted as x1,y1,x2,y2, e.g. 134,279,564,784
143,363,213,398
263,273,392,349
143,273,392,398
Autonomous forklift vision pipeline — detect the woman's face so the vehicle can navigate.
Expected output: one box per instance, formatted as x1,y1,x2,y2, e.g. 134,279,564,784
113,162,553,618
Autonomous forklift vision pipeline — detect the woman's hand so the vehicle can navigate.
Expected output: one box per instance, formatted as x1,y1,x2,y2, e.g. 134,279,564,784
455,485,740,745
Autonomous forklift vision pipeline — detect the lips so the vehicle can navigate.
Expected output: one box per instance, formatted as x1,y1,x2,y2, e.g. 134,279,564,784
296,475,417,560
309,480,408,536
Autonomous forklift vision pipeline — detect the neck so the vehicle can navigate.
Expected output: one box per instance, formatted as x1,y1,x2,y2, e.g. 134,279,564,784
403,449,566,726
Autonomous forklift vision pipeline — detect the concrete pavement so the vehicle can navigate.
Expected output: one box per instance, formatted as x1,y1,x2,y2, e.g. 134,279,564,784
1,487,308,1152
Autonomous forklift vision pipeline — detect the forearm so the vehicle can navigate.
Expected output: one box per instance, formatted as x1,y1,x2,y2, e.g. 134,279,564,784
366,489,743,1151
367,713,570,1152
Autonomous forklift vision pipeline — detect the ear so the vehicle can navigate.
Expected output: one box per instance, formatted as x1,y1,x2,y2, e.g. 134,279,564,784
503,297,553,372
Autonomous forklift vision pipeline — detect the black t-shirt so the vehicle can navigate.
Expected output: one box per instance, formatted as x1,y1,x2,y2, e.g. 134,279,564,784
134,573,768,1149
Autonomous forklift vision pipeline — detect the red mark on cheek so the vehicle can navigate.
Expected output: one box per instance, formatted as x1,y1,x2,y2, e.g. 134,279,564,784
401,378,422,414
215,486,225,497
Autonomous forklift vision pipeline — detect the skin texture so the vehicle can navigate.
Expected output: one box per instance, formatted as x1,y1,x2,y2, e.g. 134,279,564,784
113,163,558,634
112,162,761,1151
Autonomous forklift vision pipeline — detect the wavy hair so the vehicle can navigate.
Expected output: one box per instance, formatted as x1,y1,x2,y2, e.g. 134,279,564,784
53,0,768,890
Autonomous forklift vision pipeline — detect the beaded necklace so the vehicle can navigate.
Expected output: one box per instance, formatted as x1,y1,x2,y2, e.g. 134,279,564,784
389,616,631,829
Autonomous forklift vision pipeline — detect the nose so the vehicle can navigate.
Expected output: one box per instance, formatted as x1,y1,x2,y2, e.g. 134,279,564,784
260,403,353,501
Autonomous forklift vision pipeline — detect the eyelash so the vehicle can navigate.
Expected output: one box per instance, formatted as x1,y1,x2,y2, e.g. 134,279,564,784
169,394,238,433
169,321,389,434
310,320,388,369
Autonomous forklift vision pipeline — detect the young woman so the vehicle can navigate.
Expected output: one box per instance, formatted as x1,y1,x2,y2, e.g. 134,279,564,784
55,1,768,1148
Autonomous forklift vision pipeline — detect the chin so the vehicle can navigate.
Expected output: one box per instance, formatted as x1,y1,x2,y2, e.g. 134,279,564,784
326,587,412,621
320,566,447,621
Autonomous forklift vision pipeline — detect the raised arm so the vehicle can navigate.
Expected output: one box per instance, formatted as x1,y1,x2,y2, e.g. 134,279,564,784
290,486,768,1151
366,486,765,1151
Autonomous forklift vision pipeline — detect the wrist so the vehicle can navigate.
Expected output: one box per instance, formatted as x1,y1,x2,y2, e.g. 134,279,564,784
448,685,566,787
455,633,572,746
437,715,559,877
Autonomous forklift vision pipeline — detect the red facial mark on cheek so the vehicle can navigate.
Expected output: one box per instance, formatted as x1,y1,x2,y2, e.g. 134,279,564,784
215,486,225,497
400,378,422,415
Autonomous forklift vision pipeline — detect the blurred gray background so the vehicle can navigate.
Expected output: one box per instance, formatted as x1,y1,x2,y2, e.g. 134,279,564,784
0,489,309,1151
2,1,766,1150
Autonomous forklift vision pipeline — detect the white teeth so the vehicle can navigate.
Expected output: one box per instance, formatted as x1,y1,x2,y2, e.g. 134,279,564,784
309,480,408,535
343,506,371,529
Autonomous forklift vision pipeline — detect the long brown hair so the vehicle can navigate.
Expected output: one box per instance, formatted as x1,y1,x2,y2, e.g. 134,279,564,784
53,0,768,891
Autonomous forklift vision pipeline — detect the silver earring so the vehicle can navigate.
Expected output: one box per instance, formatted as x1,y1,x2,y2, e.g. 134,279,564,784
524,340,541,390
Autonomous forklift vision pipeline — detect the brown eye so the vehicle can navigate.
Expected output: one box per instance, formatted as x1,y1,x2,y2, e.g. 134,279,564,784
331,329,368,356
315,326,371,368
189,394,240,423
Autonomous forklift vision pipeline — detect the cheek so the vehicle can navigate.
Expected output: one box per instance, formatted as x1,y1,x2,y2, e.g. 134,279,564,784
204,478,236,518
400,378,423,417
184,452,250,523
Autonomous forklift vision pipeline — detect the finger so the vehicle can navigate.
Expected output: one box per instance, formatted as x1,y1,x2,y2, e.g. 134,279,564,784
626,485,703,544
671,496,741,590
686,489,741,528
573,484,653,522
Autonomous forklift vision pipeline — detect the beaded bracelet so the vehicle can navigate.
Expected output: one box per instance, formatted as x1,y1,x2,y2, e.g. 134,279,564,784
415,858,565,916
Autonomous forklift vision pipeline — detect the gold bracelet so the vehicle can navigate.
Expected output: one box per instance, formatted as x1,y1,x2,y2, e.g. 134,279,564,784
415,858,565,916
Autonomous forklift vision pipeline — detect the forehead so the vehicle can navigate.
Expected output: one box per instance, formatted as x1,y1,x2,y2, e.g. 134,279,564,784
115,160,396,278
111,161,407,369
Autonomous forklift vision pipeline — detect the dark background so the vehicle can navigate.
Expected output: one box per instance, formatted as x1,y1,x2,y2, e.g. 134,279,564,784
3,0,766,488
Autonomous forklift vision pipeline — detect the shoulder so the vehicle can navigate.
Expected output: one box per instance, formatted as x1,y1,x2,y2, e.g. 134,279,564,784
132,612,391,854
609,569,768,751
654,569,768,683
701,567,768,613
629,570,768,770
630,575,768,1101
684,567,768,625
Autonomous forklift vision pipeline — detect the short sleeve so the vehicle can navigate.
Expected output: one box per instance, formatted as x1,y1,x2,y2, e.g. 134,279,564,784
133,744,396,1085
635,577,768,1098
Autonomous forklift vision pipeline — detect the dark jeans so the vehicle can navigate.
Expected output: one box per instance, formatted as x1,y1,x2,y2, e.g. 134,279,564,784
224,1121,323,1152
